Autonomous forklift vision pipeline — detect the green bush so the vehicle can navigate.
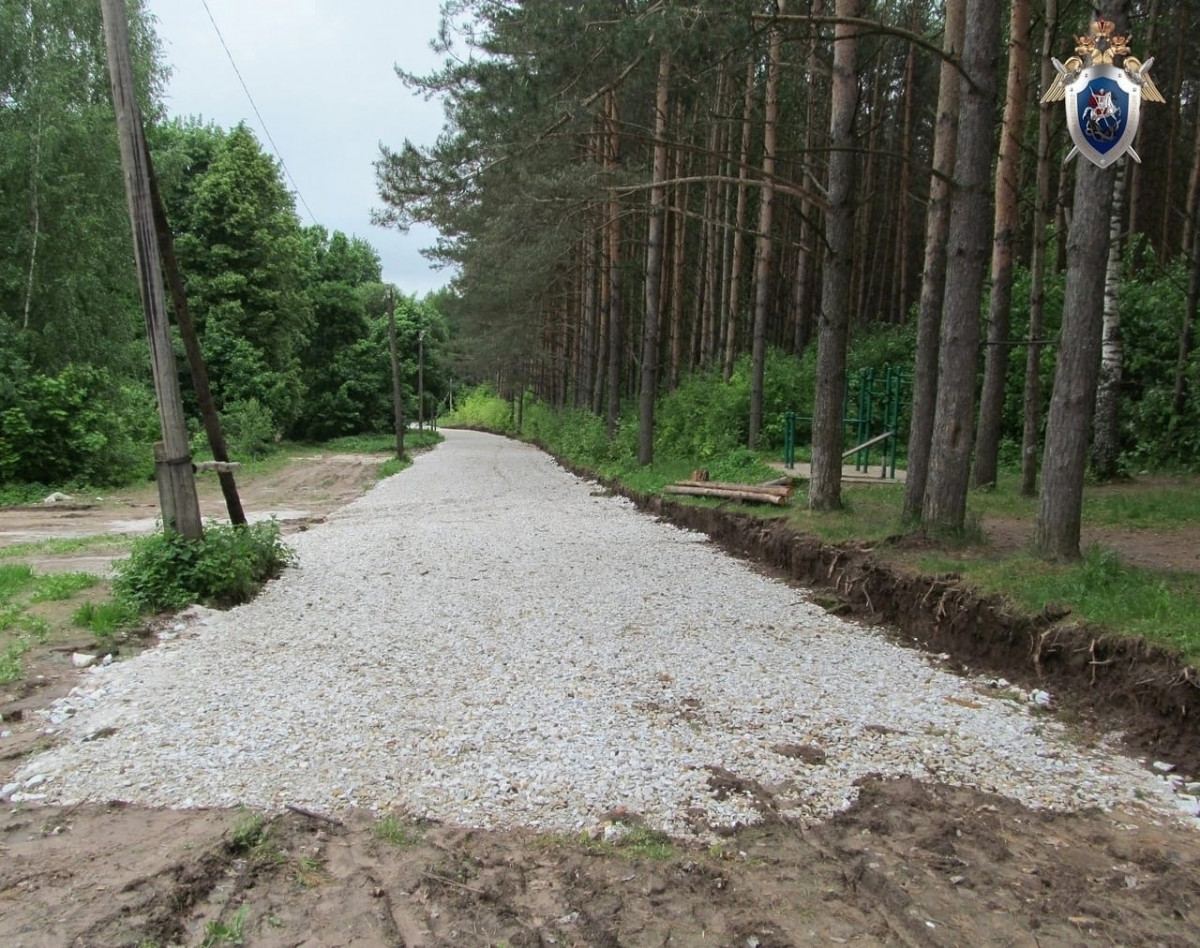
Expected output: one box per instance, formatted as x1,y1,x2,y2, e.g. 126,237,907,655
0,365,157,486
114,521,295,613
442,384,513,431
220,398,278,460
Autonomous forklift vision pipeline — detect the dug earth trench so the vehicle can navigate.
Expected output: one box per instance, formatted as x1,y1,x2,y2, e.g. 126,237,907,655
1,435,1198,946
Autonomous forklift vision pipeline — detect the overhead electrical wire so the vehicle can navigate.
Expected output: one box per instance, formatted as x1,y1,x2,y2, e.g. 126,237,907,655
198,0,319,225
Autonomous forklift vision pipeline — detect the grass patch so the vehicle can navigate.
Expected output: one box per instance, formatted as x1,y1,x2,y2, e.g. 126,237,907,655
201,904,248,947
0,564,100,682
565,824,676,861
374,813,423,847
74,600,139,638
292,853,328,888
228,809,268,853
1082,484,1200,529
304,430,445,456
0,534,134,560
0,564,35,599
615,825,675,860
0,641,26,684
914,546,1200,664
29,571,99,602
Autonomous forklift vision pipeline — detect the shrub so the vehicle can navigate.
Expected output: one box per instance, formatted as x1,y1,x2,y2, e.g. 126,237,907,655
220,398,278,460
0,365,157,486
442,384,513,431
114,521,295,613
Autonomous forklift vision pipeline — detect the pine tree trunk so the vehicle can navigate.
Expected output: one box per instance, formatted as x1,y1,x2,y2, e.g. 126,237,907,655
1182,95,1200,258
1021,0,1059,498
1036,160,1116,559
638,49,671,465
1092,162,1127,480
748,2,784,449
1173,198,1200,420
580,231,596,409
792,0,825,353
1157,22,1185,263
922,0,1004,533
808,0,860,511
700,77,723,368
895,36,916,324
593,216,609,416
724,59,757,381
853,74,883,325
973,0,1032,489
605,93,623,437
668,141,688,390
1054,162,1071,272
902,0,966,522
1126,0,1159,242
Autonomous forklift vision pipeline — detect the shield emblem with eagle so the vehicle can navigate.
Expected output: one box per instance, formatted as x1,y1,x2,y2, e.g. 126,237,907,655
1066,65,1140,167
1041,17,1164,168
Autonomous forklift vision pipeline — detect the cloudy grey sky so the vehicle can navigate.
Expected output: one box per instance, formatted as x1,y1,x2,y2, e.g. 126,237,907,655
149,0,450,295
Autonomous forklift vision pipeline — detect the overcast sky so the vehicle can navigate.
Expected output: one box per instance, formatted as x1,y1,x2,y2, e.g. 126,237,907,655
149,0,451,296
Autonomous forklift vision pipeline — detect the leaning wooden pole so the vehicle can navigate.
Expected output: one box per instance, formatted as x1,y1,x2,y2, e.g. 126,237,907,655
145,142,246,526
100,0,202,540
387,290,406,460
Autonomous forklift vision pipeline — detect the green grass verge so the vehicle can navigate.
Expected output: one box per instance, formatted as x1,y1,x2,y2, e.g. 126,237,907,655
0,534,135,560
914,547,1200,665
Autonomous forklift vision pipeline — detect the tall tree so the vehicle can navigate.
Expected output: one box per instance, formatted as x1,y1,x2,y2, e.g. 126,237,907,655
723,59,757,382
1020,0,1060,498
808,0,860,511
902,0,966,522
747,0,785,450
638,48,671,465
1036,7,1130,560
1091,162,1127,480
973,0,1032,489
922,0,1004,533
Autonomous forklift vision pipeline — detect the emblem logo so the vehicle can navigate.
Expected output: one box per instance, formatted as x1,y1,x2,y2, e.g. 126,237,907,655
1041,18,1164,167
1066,66,1138,168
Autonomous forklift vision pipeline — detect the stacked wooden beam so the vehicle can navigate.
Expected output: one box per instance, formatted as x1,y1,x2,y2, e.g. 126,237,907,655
663,479,793,506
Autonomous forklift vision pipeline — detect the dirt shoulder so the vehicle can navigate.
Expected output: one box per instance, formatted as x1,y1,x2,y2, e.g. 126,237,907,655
2,777,1196,947
0,451,388,574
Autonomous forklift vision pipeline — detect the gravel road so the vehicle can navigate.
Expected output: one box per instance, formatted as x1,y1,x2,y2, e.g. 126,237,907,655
11,430,1188,835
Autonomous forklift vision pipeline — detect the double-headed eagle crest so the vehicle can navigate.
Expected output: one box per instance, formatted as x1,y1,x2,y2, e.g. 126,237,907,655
1041,17,1164,167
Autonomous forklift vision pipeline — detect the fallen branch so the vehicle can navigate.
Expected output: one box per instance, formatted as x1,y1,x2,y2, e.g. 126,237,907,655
285,804,345,827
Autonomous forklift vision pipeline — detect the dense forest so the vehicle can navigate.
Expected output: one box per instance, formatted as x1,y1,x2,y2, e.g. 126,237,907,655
0,0,448,493
377,0,1199,557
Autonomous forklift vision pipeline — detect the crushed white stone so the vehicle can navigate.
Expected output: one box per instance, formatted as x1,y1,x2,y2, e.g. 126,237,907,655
13,430,1195,834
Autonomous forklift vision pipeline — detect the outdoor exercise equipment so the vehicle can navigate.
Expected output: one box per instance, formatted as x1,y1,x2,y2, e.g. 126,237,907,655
783,364,909,478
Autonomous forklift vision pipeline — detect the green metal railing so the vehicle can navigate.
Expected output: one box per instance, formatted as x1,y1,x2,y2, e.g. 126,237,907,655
782,364,909,477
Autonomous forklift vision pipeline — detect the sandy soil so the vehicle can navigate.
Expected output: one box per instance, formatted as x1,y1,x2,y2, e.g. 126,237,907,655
0,452,384,575
2,452,1198,946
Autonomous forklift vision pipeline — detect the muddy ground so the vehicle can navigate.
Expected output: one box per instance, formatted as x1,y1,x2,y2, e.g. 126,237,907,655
2,450,1199,946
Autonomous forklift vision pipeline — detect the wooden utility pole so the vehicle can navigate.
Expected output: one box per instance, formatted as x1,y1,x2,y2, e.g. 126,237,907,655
145,142,246,526
388,290,406,459
418,329,426,433
100,0,202,540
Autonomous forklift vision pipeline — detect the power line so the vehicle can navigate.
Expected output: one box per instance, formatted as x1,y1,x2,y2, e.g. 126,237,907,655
198,0,319,225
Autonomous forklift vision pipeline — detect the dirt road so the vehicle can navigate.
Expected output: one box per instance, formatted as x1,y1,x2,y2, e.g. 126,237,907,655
1,438,1198,946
